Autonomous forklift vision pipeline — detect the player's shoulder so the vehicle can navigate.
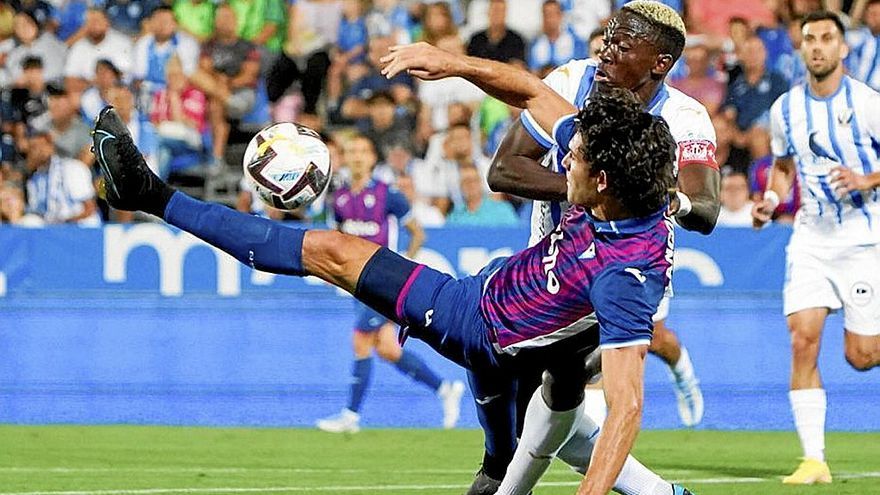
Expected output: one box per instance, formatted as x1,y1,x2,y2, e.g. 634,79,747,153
661,86,715,141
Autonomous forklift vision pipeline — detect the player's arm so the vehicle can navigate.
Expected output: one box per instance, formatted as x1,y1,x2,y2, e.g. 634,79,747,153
579,344,647,495
380,42,577,133
487,117,568,201
403,218,425,259
674,161,720,234
753,97,796,228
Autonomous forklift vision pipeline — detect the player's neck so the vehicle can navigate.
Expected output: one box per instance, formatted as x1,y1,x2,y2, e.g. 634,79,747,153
809,67,844,98
350,176,369,192
635,80,663,110
590,200,630,222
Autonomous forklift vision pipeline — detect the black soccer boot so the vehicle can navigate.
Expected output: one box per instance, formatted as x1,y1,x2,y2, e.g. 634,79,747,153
92,106,174,217
465,468,501,495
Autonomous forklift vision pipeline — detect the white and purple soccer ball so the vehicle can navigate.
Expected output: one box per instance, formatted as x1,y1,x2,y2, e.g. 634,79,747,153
242,122,331,211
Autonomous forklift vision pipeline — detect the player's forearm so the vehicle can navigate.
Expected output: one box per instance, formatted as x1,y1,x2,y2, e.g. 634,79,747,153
489,153,568,200
675,166,720,235
578,397,642,495
767,158,796,200
452,57,574,133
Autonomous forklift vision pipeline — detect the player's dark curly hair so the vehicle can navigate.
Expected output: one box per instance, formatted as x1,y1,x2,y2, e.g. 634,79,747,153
575,88,676,217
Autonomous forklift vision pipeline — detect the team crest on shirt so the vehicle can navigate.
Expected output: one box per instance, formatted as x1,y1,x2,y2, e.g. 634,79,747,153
364,194,375,208
837,109,854,126
851,282,874,306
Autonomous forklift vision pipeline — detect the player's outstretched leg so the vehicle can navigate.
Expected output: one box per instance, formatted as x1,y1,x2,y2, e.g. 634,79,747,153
650,319,703,427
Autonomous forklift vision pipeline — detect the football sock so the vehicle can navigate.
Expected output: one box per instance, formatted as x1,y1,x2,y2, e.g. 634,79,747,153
468,370,518,480
790,388,826,461
347,357,373,413
497,388,583,495
671,347,695,382
394,349,443,391
582,387,607,425
557,410,672,495
164,192,307,276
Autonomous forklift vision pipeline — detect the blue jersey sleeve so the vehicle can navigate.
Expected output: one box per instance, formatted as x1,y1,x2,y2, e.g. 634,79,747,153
386,186,411,220
590,264,665,348
552,114,578,154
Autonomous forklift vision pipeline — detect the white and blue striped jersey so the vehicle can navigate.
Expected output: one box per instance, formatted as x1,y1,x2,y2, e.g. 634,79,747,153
770,76,880,247
26,156,101,226
846,28,880,92
520,58,717,246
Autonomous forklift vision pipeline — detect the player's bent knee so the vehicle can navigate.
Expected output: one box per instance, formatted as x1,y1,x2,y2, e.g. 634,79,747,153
790,331,821,358
845,347,878,371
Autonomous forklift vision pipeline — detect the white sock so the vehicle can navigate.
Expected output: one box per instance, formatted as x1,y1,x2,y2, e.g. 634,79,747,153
671,347,695,382
557,409,672,495
790,388,826,461
583,387,607,425
496,388,583,495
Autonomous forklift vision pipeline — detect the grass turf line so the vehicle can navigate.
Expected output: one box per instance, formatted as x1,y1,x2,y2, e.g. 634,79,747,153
0,426,878,494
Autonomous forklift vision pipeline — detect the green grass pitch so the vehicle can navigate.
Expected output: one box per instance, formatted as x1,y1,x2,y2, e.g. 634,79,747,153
0,426,878,494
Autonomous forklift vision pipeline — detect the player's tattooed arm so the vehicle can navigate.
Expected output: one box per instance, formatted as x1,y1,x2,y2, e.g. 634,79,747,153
674,164,720,234
380,42,576,133
487,119,568,201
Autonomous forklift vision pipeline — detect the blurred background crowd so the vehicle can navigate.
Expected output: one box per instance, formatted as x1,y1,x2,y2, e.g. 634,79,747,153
0,0,878,229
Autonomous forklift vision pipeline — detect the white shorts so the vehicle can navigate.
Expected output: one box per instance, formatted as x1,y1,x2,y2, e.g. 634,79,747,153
652,294,670,323
784,243,880,336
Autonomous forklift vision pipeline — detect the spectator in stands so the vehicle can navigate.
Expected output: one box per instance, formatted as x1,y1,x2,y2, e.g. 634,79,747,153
132,6,200,102
670,38,726,115
80,59,122,123
756,0,795,77
776,14,807,85
721,33,788,170
847,0,880,91
466,0,525,65
337,0,368,62
24,129,100,225
615,0,682,12
46,83,92,167
417,122,491,213
191,3,261,168
64,8,133,97
418,1,457,45
464,0,543,42
150,56,208,179
0,180,43,226
336,35,414,122
373,139,420,183
562,0,609,41
173,0,216,42
265,0,340,119
446,165,519,227
528,0,587,73
55,0,89,45
5,11,66,83
716,169,755,226
367,0,413,44
396,173,445,227
417,35,484,132
749,153,799,223
103,0,163,37
228,0,287,58
361,91,413,161
3,56,50,164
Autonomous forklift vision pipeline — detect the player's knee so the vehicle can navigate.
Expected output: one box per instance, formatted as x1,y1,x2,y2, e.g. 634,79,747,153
844,347,877,371
303,231,351,271
790,330,820,358
375,341,401,361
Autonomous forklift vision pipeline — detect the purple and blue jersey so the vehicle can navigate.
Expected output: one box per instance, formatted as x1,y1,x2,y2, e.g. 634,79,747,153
332,179,410,248
481,205,674,353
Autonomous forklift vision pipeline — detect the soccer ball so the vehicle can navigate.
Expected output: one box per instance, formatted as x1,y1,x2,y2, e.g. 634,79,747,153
242,122,331,210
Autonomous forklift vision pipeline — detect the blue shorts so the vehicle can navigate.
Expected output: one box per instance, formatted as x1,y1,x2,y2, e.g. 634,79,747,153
353,300,389,332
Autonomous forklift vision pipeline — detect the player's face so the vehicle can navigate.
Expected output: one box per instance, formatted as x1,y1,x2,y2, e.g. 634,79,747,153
596,12,665,93
801,20,848,80
561,133,600,207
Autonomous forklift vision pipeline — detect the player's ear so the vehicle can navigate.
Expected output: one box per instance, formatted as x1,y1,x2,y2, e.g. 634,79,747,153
652,53,674,78
838,36,849,60
596,170,608,193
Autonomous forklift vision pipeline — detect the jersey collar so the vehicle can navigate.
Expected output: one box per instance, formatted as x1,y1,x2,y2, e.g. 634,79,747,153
587,206,667,234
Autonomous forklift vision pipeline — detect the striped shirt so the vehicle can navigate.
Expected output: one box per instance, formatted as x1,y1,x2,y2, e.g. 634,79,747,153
846,28,880,92
520,58,717,246
26,156,101,226
769,76,880,247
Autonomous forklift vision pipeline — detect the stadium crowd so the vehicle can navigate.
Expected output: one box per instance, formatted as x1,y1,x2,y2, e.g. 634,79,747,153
0,0,877,227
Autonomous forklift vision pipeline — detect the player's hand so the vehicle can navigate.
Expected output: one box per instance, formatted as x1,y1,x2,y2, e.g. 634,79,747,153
379,42,457,80
751,199,774,229
830,166,870,194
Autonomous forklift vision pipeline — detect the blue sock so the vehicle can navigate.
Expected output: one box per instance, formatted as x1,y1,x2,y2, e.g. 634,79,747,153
395,349,443,391
468,369,518,479
164,192,307,276
347,357,373,412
